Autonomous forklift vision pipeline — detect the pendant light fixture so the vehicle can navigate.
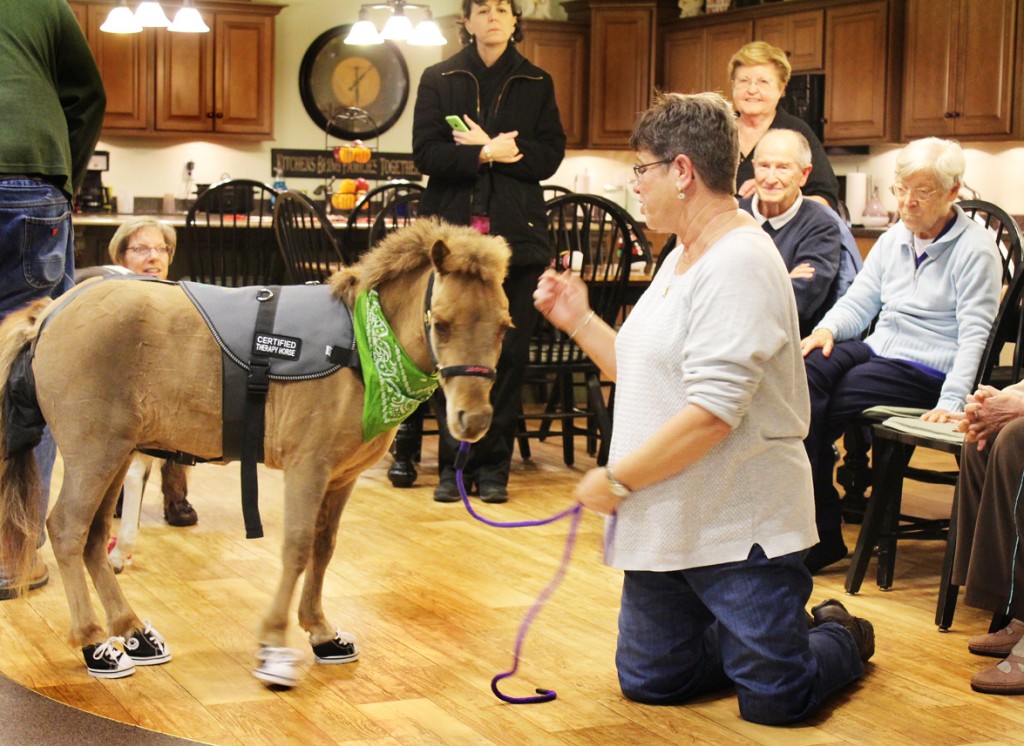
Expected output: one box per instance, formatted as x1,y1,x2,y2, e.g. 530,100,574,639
134,1,171,28
99,0,143,33
344,2,446,46
101,1,210,34
168,0,210,33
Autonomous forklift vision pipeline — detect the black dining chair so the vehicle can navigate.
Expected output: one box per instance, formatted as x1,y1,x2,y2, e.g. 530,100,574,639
272,190,347,284
179,178,284,287
542,183,573,202
344,181,424,262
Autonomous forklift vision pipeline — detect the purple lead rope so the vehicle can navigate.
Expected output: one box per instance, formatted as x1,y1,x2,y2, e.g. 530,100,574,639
454,441,583,704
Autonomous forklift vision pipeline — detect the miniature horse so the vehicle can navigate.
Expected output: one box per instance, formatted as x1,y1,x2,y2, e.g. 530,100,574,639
0,219,511,687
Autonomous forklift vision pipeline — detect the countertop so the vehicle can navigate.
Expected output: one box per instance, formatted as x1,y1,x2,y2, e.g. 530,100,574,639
73,212,187,227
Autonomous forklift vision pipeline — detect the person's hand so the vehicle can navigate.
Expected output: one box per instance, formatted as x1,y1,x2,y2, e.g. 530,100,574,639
573,466,624,515
801,328,834,358
965,392,1024,451
533,269,590,334
451,114,489,145
790,262,816,280
453,115,522,163
738,178,757,199
920,408,953,423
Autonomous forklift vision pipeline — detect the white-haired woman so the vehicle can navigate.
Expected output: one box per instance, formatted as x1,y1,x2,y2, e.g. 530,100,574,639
800,137,1002,573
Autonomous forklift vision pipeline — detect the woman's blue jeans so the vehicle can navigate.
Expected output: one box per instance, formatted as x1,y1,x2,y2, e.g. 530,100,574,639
616,545,865,725
0,178,75,553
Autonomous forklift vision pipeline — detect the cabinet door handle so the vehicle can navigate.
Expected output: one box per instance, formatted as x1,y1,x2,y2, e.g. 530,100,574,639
943,111,954,118
215,112,224,119
953,111,961,118
206,112,215,119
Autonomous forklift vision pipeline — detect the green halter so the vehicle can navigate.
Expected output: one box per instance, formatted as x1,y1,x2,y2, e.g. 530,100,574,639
353,288,438,441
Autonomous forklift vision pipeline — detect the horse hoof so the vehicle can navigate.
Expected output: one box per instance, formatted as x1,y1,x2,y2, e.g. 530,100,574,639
312,629,359,664
254,646,301,688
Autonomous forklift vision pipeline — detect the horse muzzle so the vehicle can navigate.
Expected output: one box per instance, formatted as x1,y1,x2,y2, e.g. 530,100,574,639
448,404,493,442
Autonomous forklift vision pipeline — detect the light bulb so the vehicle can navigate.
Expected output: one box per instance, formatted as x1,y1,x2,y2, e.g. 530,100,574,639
135,1,171,28
100,1,143,33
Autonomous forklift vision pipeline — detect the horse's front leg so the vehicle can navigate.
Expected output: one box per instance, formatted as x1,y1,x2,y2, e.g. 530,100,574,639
299,479,356,663
253,462,329,688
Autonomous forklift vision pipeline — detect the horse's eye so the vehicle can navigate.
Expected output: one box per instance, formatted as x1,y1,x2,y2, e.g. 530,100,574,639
434,321,451,342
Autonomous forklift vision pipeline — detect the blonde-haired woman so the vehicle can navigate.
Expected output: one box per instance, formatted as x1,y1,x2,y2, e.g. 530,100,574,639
729,41,839,210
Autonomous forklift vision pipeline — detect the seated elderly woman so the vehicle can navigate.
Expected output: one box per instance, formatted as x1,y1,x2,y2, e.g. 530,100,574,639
95,218,197,528
949,382,1024,695
800,137,1002,574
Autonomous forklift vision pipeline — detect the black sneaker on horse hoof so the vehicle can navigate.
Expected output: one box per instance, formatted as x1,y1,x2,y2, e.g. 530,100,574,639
164,499,198,527
433,479,461,503
83,637,136,679
479,483,508,504
125,620,172,665
312,629,359,664
811,599,875,662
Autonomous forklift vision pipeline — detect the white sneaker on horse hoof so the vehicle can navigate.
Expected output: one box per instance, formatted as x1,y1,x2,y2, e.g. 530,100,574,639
83,637,136,679
312,629,359,664
254,646,301,687
125,620,172,665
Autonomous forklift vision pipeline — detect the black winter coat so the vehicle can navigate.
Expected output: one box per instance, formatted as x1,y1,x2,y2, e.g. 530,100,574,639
412,45,566,267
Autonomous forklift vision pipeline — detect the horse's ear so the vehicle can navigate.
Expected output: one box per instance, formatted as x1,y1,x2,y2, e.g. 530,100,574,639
429,239,452,276
330,267,361,306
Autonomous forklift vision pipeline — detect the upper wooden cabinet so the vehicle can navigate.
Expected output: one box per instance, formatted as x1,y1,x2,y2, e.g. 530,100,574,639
662,20,752,96
67,0,280,140
754,9,824,72
901,0,1019,139
519,19,588,149
823,1,899,144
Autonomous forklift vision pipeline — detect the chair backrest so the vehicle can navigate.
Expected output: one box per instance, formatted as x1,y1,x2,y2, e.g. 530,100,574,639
977,260,1024,390
272,191,346,284
542,184,573,202
344,181,425,260
182,178,283,287
959,199,1024,286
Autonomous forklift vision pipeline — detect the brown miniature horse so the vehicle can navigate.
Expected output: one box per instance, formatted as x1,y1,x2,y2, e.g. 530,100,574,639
0,219,511,686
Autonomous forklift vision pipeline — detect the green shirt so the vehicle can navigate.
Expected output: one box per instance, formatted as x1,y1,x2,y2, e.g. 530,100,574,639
0,0,106,198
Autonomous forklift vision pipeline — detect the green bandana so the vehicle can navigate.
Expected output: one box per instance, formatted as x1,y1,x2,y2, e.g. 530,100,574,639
354,289,439,441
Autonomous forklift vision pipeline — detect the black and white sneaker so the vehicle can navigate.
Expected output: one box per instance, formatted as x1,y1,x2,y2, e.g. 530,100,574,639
254,646,301,687
312,629,359,664
83,637,136,679
124,620,172,665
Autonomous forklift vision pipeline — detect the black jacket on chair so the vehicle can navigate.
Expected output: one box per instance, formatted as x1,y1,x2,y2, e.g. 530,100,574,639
412,44,566,267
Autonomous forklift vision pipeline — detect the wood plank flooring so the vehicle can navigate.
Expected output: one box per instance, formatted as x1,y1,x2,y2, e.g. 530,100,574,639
0,437,1016,745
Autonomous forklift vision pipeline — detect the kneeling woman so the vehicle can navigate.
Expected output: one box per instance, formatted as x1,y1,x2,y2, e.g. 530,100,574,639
533,92,871,725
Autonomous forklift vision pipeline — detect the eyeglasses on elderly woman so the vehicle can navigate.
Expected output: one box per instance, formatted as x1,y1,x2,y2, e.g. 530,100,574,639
632,158,675,180
889,184,939,202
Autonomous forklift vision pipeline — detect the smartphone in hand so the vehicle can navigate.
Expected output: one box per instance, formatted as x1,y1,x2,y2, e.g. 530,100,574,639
445,115,469,132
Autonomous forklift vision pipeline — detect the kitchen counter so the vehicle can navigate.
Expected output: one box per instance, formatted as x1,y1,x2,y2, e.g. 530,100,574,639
73,212,187,228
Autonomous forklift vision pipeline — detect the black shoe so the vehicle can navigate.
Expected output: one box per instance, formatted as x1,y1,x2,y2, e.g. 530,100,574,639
124,620,172,665
83,638,136,679
478,482,508,504
811,598,875,662
803,532,848,574
312,629,359,664
433,479,462,503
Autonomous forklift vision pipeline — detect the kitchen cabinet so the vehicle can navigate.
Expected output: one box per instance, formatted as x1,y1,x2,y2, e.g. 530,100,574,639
901,0,1018,139
67,0,279,140
754,9,824,72
519,19,588,149
823,1,897,144
662,20,752,96
156,10,275,135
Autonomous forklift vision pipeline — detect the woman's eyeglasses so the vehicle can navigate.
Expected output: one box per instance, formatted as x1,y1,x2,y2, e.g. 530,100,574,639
632,158,674,180
889,184,938,202
127,244,171,257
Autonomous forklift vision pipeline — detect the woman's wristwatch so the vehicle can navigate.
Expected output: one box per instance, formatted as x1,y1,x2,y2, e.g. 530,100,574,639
605,466,632,498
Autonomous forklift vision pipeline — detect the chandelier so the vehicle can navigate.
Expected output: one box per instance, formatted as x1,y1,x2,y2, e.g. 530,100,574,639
100,0,210,34
345,1,447,46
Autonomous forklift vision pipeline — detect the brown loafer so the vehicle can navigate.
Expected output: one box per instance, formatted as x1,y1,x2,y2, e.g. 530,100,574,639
968,619,1024,658
810,598,875,662
0,553,49,601
164,498,198,527
971,653,1024,694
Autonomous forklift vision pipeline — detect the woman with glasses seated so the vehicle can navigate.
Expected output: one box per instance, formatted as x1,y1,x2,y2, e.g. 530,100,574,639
800,137,1001,574
730,41,839,211
77,218,198,529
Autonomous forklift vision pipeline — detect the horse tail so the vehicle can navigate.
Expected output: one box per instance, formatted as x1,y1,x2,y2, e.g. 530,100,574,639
0,298,51,594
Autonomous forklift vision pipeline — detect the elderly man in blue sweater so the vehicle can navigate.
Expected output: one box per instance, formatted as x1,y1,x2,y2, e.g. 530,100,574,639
800,137,1002,574
740,129,845,337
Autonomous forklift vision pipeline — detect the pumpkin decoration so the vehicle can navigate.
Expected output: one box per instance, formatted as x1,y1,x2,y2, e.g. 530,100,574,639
331,191,356,211
352,140,372,164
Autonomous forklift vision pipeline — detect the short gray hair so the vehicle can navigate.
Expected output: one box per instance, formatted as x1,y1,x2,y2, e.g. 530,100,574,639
754,129,812,169
895,137,965,192
629,91,739,196
108,218,177,265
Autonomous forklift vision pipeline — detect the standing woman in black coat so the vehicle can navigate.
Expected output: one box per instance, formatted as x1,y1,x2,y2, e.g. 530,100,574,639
413,0,566,503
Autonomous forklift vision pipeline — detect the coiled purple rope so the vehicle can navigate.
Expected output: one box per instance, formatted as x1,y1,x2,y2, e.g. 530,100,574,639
454,441,582,704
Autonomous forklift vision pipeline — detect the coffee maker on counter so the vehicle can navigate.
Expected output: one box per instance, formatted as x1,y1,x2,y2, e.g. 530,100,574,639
78,150,111,212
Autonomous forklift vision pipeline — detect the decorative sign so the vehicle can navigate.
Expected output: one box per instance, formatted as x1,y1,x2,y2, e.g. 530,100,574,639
271,149,423,182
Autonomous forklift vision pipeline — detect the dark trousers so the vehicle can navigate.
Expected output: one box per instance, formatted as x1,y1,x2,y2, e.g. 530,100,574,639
804,341,944,534
434,264,544,486
952,418,1024,620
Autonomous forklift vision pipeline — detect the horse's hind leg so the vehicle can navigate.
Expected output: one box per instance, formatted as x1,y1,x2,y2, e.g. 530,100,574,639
298,480,356,662
108,455,151,573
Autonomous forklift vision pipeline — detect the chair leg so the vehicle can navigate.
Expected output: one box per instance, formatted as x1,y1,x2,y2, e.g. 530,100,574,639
387,406,424,488
990,612,1013,633
845,438,913,594
587,374,612,467
559,372,575,467
837,425,871,524
936,486,961,630
516,401,532,461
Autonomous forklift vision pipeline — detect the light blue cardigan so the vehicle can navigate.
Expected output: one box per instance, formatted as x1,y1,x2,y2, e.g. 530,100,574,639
814,205,1001,412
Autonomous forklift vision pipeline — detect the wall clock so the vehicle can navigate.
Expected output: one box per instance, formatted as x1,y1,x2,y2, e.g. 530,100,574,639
299,25,410,140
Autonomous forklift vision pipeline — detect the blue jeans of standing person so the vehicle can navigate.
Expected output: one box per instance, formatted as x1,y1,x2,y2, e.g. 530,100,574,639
0,177,75,556
616,545,865,725
803,341,944,536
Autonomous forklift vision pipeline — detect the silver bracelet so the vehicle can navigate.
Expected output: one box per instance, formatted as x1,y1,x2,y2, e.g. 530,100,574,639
482,144,494,164
569,310,595,340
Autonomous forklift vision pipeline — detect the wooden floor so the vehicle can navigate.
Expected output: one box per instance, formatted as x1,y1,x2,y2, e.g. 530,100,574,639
0,437,1020,745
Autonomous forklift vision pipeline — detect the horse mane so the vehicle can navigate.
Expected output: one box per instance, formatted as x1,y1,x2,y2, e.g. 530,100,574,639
328,218,511,306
